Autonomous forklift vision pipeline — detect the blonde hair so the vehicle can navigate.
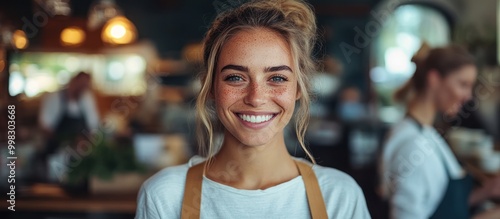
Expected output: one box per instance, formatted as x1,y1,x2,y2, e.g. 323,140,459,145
195,0,318,163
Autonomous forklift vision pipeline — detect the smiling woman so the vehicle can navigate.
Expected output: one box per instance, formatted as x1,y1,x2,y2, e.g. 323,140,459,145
136,1,371,218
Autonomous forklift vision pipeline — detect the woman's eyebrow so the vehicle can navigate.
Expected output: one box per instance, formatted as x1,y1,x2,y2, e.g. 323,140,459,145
221,65,248,72
265,65,292,73
220,64,292,73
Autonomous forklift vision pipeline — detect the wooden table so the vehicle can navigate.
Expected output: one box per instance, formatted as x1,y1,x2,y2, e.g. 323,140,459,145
0,184,137,218
458,142,500,182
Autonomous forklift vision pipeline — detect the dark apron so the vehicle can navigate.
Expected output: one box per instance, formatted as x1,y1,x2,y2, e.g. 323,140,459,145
44,91,90,193
45,90,88,155
429,160,473,219
405,115,473,219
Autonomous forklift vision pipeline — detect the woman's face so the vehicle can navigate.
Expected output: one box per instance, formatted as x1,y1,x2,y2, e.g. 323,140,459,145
435,65,477,116
214,28,299,147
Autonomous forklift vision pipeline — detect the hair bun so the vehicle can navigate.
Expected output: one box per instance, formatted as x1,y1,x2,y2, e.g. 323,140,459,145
411,41,431,63
242,0,316,37
279,0,316,36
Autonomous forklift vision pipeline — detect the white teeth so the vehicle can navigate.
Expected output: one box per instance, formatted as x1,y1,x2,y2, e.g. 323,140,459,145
238,114,274,123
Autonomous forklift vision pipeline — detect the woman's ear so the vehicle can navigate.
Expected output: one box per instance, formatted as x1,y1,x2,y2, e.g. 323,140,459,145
296,88,302,100
427,69,441,90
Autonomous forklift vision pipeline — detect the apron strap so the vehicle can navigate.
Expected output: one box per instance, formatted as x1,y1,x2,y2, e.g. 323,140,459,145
181,162,204,219
294,160,329,219
180,160,328,219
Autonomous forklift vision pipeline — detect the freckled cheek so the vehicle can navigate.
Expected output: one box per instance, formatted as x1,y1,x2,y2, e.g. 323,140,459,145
271,86,298,108
215,86,246,107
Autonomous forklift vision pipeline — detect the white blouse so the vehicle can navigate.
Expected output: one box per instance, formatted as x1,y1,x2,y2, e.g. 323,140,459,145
379,118,466,219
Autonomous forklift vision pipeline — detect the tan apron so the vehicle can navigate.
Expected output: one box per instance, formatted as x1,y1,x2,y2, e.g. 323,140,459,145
181,160,328,219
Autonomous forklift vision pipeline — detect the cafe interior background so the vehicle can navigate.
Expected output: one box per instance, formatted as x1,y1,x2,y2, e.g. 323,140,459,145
0,0,500,218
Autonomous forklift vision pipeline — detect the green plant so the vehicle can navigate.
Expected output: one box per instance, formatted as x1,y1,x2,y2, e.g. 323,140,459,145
67,138,146,185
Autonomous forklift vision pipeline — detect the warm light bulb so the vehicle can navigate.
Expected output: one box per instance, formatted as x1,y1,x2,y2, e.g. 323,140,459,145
60,27,86,46
12,30,28,49
110,24,126,38
102,16,137,45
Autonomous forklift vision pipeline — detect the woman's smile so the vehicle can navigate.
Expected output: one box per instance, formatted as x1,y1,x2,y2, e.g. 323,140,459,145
234,111,279,129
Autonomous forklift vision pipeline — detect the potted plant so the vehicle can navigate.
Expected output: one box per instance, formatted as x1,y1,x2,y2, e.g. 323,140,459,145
67,137,147,195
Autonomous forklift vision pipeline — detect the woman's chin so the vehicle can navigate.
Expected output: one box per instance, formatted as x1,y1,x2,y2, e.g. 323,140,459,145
235,137,270,147
442,108,460,119
229,129,279,148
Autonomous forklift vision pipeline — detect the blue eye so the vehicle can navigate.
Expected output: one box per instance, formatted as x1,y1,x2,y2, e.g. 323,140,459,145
225,75,243,82
270,75,288,82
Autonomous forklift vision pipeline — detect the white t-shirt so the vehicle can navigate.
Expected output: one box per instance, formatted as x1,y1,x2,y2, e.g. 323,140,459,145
379,118,465,219
136,156,371,219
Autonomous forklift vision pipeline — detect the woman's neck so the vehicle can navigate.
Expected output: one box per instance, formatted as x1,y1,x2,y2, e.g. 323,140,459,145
407,94,436,126
205,131,299,190
66,88,79,101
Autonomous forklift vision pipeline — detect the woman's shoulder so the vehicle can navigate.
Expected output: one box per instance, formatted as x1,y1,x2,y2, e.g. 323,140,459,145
137,158,206,218
295,158,361,192
312,163,361,192
141,156,205,192
140,163,189,194
383,118,430,156
309,162,371,218
388,118,422,138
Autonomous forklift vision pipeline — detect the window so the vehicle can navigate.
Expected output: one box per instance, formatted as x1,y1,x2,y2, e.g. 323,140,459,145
8,52,147,97
370,4,451,123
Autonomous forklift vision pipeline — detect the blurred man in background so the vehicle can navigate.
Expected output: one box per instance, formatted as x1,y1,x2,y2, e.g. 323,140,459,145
38,72,99,177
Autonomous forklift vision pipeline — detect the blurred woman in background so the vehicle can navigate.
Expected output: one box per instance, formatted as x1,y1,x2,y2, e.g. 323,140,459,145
136,0,370,218
380,45,500,219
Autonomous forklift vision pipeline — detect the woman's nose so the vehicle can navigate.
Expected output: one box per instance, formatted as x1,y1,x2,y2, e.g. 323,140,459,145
464,88,474,102
244,81,266,107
